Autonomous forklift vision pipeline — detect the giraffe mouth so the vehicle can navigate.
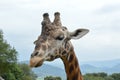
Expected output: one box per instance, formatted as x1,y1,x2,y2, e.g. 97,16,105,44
34,61,43,67
30,57,44,67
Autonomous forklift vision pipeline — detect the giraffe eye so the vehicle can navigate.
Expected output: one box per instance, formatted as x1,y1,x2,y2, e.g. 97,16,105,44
55,35,64,40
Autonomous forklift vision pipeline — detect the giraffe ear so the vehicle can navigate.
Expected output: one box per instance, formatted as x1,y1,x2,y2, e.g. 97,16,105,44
70,29,89,39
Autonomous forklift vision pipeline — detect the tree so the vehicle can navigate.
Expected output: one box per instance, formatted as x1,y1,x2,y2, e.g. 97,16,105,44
84,74,105,80
110,73,120,80
0,30,37,80
0,30,17,75
97,72,107,78
44,76,61,80
104,76,114,80
18,63,37,80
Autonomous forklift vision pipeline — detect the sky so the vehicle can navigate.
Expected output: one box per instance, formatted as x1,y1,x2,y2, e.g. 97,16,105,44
0,0,120,65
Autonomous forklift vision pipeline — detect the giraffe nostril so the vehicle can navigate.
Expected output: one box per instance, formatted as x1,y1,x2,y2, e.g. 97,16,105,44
34,52,39,56
31,54,34,58
31,52,39,58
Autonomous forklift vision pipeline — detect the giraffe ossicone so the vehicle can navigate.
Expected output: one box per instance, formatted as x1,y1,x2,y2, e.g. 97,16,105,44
30,12,89,80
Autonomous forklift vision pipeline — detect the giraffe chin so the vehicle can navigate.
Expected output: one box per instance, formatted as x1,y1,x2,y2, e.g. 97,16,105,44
30,57,44,68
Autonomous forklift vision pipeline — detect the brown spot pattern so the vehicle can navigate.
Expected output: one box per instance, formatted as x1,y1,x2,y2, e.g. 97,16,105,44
72,73,78,80
69,65,74,73
69,54,74,62
75,59,78,68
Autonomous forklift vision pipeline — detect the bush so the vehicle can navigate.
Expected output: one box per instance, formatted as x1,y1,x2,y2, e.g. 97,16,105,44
110,73,120,80
44,76,61,80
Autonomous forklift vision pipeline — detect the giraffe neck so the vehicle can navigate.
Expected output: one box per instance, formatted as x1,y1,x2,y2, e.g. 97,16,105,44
60,48,83,80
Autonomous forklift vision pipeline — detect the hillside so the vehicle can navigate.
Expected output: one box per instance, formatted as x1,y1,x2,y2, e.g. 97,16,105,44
81,59,120,74
20,61,66,80
81,64,120,74
81,59,120,68
21,59,120,79
32,64,66,80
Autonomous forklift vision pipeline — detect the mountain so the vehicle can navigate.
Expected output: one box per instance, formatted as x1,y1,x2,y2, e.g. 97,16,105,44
20,59,120,79
81,59,120,68
81,64,120,74
81,64,100,74
80,59,120,74
20,61,66,80
32,64,66,80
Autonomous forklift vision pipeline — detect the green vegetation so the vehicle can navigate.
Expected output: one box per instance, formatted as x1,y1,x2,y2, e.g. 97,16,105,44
0,30,37,80
84,72,120,80
36,73,120,80
44,76,61,80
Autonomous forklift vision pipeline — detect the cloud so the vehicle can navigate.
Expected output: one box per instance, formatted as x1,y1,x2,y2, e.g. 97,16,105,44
95,3,120,14
0,0,120,62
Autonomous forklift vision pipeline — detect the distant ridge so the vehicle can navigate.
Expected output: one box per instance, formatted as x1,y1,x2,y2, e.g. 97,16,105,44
20,59,120,79
81,64,120,74
32,64,66,80
20,61,66,80
80,59,120,74
81,59,120,68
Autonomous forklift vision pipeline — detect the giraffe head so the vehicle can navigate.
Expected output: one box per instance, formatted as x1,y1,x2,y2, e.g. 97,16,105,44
30,12,89,67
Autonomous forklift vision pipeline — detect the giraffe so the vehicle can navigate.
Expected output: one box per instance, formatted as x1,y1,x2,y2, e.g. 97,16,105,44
30,12,89,80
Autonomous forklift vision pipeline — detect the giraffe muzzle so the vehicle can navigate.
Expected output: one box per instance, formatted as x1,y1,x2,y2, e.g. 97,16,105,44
29,57,44,67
